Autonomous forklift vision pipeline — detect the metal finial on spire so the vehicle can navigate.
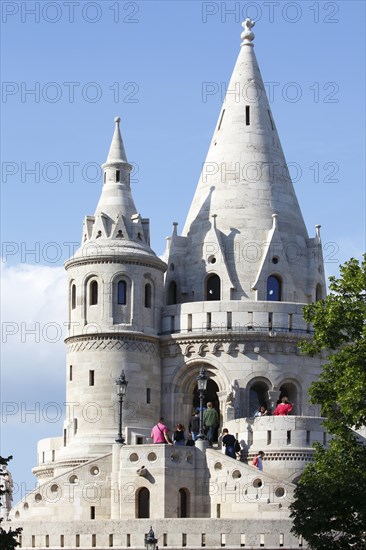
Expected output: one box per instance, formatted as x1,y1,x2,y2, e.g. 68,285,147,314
241,18,255,46
114,116,121,124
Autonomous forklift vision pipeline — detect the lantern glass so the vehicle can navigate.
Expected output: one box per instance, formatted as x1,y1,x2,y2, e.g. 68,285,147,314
116,371,128,396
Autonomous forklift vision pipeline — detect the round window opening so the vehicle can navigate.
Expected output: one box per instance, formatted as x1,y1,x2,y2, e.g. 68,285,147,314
23,503,29,510
15,511,20,518
253,478,263,488
214,462,222,471
69,475,78,484
208,256,217,264
272,256,279,264
129,453,139,463
90,466,100,476
147,452,157,462
275,487,286,498
50,484,59,493
35,493,42,503
232,470,242,479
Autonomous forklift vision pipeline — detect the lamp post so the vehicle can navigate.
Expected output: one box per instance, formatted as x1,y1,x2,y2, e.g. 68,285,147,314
145,526,157,550
196,365,208,440
115,370,128,444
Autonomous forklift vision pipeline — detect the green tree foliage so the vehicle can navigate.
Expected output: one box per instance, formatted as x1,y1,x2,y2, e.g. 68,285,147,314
290,256,366,549
301,255,366,434
0,456,22,550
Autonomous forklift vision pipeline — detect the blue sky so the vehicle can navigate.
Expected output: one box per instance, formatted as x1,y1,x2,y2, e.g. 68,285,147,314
1,0,365,497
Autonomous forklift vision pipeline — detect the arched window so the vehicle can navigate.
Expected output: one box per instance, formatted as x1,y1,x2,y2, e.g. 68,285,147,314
267,275,281,301
178,488,189,518
90,281,98,305
206,274,221,301
315,284,323,301
118,281,127,305
71,284,76,309
249,381,270,416
167,281,177,305
144,283,152,308
137,487,150,518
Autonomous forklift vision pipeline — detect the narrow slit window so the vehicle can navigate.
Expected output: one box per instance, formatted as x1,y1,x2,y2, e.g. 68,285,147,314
76,535,80,548
109,534,113,547
207,312,212,331
63,429,67,447
118,281,127,305
288,313,293,332
90,280,98,305
90,506,95,520
246,105,250,125
267,430,272,445
170,315,175,333
216,503,221,518
287,430,291,445
268,109,275,130
218,109,225,131
116,170,120,182
71,284,76,309
306,431,310,444
187,313,192,332
89,370,95,387
227,311,232,330
69,365,73,381
45,535,49,548
126,534,131,547
163,534,167,547
92,534,96,548
144,283,152,308
221,534,226,547
269,312,273,331
60,535,64,548
74,418,78,435
146,388,151,404
104,172,106,183
182,534,187,547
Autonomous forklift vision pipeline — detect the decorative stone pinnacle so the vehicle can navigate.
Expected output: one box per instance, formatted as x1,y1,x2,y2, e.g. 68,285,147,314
241,18,255,45
114,116,121,124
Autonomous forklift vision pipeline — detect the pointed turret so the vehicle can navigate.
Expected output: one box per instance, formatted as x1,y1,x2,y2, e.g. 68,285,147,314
166,20,325,303
105,116,128,164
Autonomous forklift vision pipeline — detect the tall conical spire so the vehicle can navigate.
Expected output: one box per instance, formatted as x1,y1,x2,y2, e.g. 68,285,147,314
105,116,128,164
167,21,324,303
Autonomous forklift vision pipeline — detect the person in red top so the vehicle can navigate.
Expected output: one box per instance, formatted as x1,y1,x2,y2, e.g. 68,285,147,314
273,397,293,416
151,418,172,444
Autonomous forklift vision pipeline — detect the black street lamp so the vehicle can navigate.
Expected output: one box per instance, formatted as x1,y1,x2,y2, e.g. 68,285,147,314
196,365,208,440
145,526,158,550
115,370,128,444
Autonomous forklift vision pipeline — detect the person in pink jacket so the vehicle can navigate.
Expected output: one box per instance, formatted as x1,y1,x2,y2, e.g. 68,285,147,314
273,397,293,416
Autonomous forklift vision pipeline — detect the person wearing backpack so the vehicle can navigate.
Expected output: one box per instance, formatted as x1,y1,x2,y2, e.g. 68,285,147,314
222,428,237,459
203,402,219,447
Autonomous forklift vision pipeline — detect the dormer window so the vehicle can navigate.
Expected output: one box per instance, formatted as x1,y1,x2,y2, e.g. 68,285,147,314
206,274,221,301
267,275,281,301
116,170,120,182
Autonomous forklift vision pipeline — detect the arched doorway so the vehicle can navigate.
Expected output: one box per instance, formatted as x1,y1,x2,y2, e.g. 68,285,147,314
136,487,150,518
178,488,190,518
248,380,270,416
192,378,220,442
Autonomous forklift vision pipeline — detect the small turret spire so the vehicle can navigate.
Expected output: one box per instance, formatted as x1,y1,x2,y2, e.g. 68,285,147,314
105,116,128,164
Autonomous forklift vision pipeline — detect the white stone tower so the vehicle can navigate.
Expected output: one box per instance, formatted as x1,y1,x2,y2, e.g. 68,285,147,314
161,18,326,478
41,117,166,473
8,21,328,549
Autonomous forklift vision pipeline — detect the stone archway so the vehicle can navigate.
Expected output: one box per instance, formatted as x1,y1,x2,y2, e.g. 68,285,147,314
193,378,220,442
169,360,228,443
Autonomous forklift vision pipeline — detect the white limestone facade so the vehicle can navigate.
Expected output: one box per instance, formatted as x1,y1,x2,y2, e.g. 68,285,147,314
8,20,327,549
